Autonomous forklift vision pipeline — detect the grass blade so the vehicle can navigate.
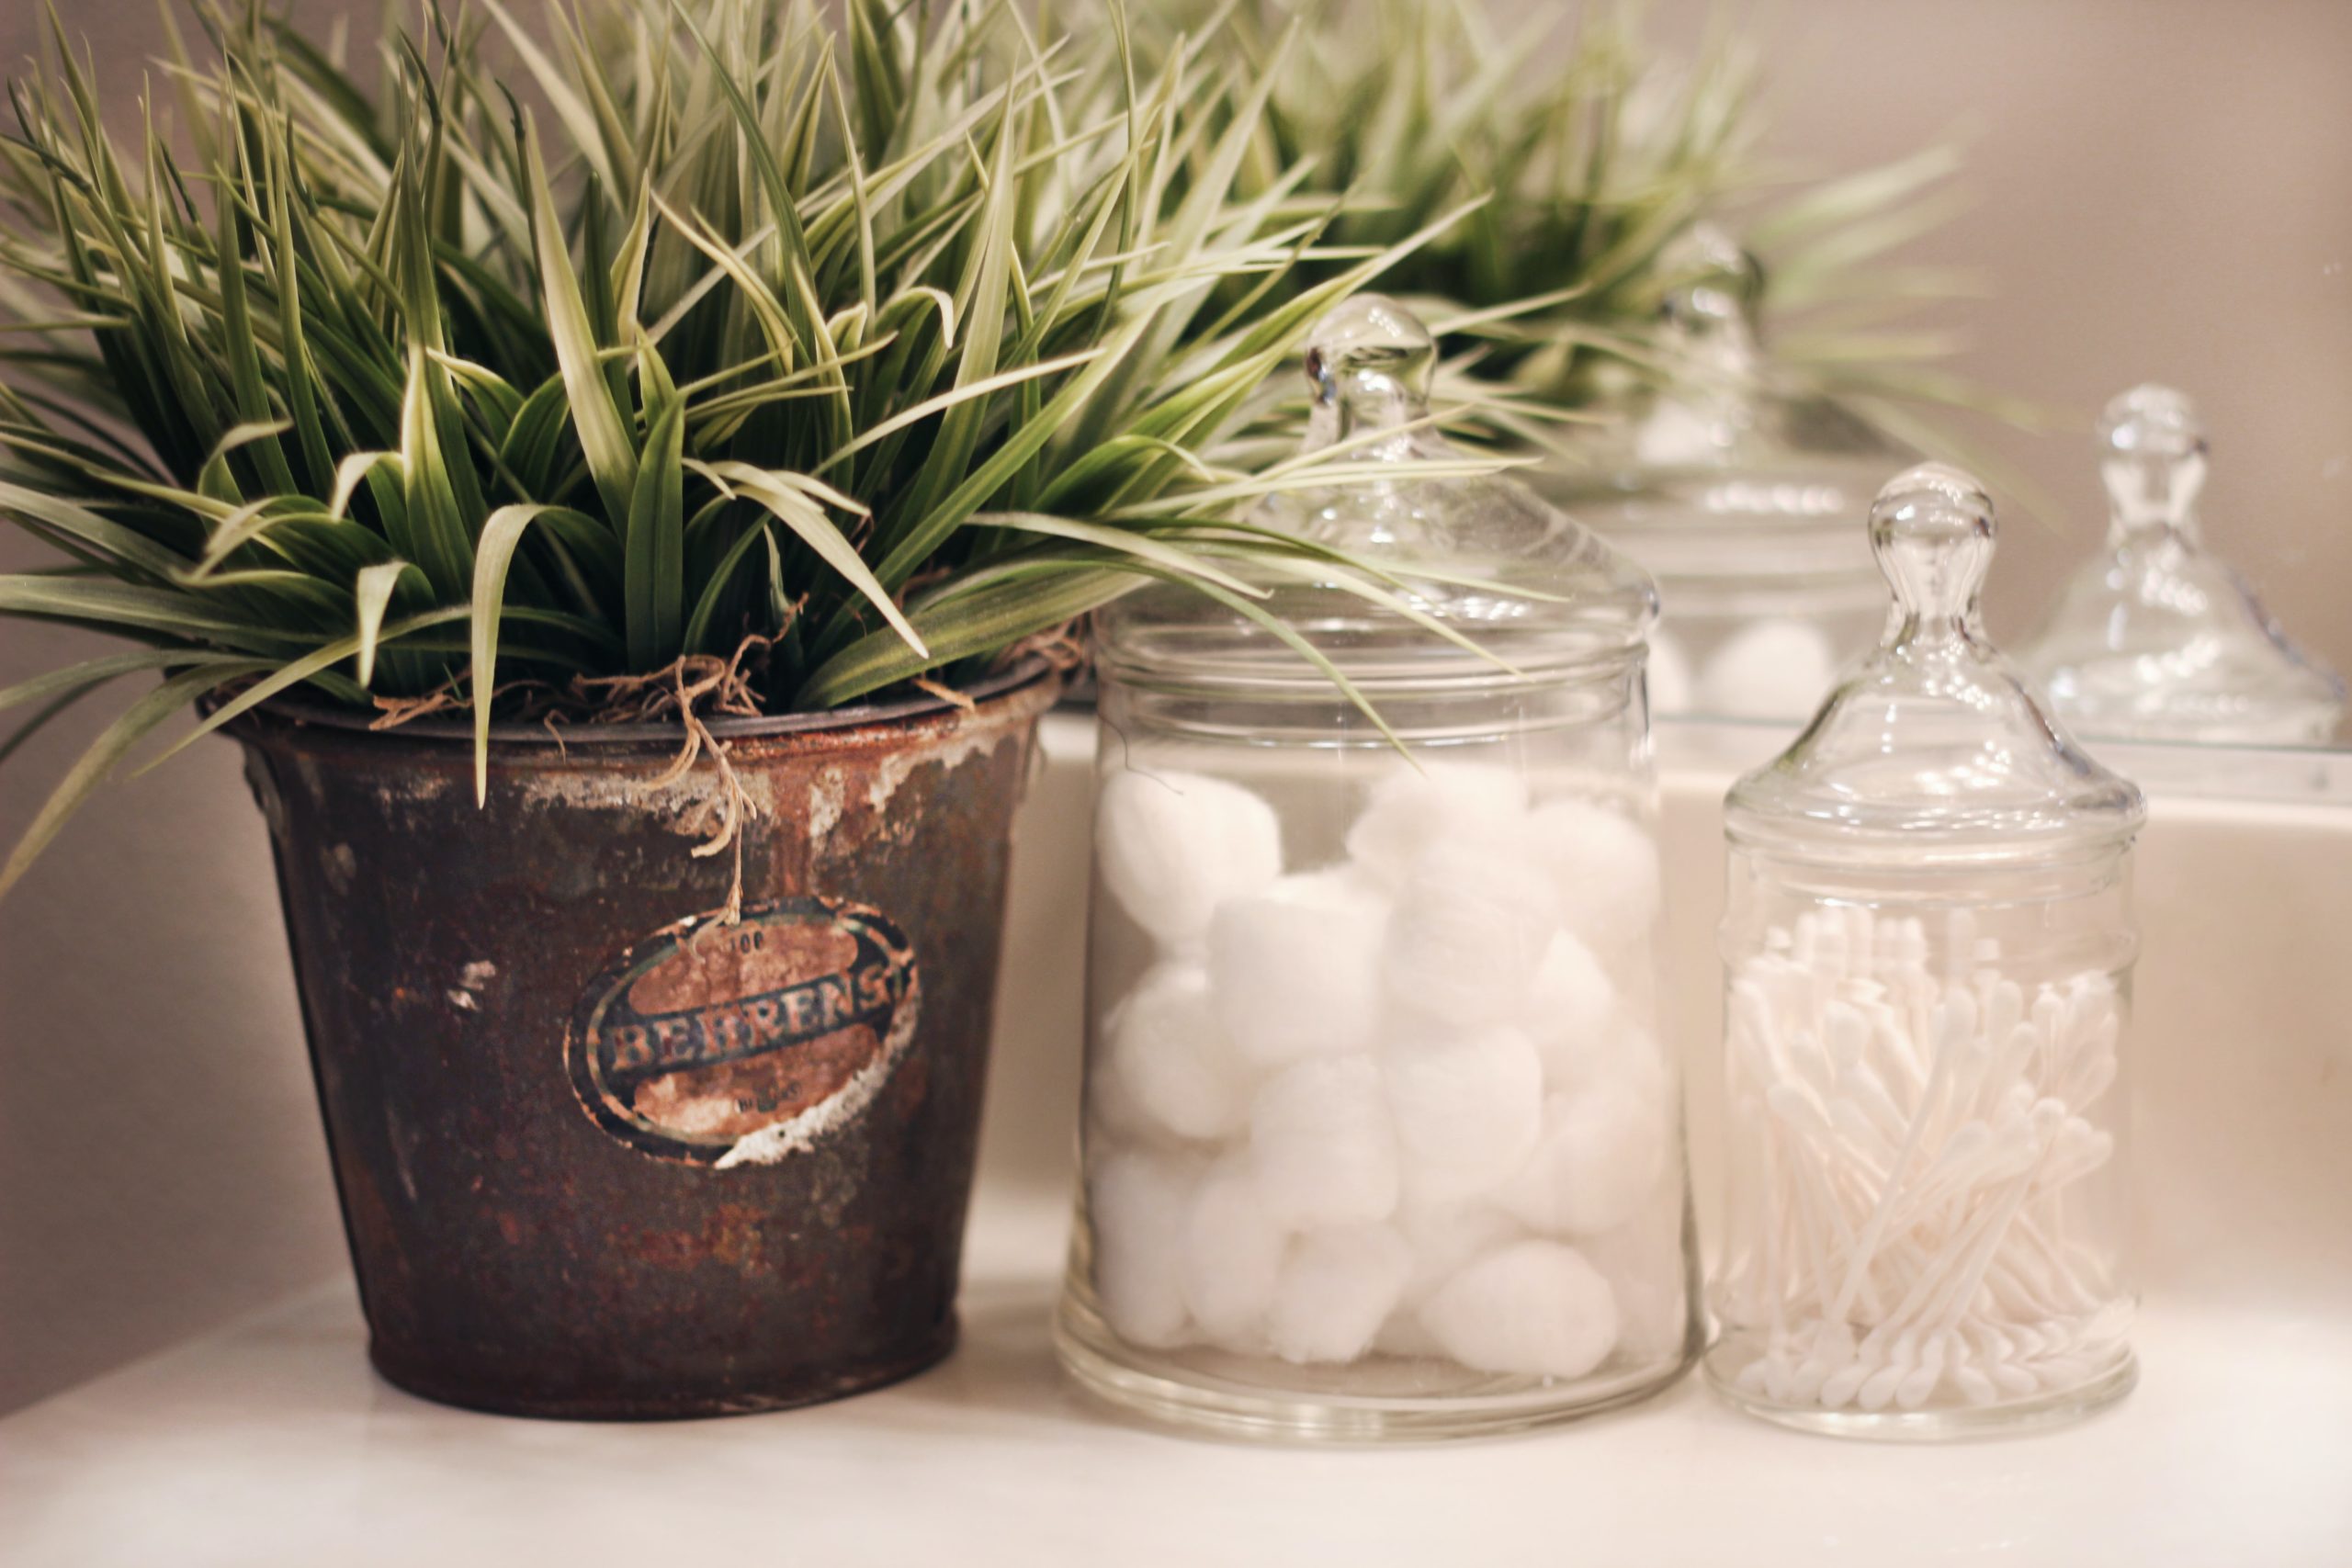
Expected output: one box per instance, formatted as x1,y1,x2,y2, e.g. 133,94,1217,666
524,116,637,528
0,661,273,897
353,559,426,686
623,397,685,670
692,458,922,657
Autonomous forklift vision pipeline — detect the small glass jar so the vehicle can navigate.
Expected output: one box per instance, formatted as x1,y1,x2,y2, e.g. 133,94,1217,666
1533,228,1911,722
2018,384,2345,745
1056,297,1698,1441
1706,463,2145,1438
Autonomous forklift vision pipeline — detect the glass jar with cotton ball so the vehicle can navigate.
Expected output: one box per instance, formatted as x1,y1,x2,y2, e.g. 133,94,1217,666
1709,463,2144,1438
1535,226,1912,723
1056,294,1697,1441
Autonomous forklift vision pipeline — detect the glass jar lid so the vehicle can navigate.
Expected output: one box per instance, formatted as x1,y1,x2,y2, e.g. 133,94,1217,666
2016,385,2346,744
1545,226,1911,589
1095,296,1657,694
1725,464,2145,867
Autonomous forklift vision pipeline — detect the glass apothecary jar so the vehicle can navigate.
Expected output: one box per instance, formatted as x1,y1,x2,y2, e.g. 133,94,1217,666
1534,228,1911,721
2018,384,2345,745
1708,463,2145,1439
1056,297,1699,1441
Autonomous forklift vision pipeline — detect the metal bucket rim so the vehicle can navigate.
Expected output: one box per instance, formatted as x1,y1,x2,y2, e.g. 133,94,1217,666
233,656,1058,750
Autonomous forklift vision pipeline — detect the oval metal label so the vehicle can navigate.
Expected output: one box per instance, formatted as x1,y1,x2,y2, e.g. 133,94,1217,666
567,897,921,1168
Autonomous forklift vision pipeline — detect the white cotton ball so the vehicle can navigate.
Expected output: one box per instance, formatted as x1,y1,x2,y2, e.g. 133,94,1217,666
1646,630,1692,715
1396,1199,1524,1303
1381,832,1559,1032
1086,1147,1204,1350
1181,1155,1290,1353
1521,937,1673,1107
1599,1028,1674,1114
1249,1055,1400,1229
1697,616,1837,721
1495,1085,1670,1237
1579,1205,1693,1365
1525,798,1660,954
1095,769,1281,950
1085,1047,1148,1145
1207,868,1388,1068
1611,951,1662,1038
1268,1224,1413,1365
1384,1025,1544,1206
1344,760,1528,888
1633,400,1722,468
1521,931,1618,1081
1373,1202,1523,1358
1422,1240,1619,1379
1096,963,1250,1144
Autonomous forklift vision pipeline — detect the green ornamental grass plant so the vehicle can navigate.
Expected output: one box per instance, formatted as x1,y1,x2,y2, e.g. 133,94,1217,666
0,0,1511,892
0,0,2035,900
1152,0,2036,455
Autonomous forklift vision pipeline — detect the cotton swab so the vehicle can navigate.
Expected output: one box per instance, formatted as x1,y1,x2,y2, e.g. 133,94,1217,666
1716,913,2126,1414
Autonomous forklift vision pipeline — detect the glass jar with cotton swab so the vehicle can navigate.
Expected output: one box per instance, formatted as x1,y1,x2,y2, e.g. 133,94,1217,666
1057,296,1695,1441
1709,463,2145,1438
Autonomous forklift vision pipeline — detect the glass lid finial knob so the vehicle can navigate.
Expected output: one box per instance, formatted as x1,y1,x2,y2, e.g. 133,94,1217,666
1302,295,1438,441
1657,221,1764,334
1869,461,1996,637
2098,383,2207,535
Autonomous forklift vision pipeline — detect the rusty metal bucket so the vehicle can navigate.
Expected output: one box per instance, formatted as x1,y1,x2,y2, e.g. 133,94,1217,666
232,662,1059,1419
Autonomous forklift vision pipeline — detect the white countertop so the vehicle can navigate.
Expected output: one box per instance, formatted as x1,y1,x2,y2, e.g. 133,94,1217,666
5,1190,2347,1568
7,715,2350,1563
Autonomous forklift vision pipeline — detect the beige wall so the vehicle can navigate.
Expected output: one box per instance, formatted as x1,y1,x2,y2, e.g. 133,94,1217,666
5,0,2346,654
0,592,347,1413
0,1,2346,1414
1628,0,2352,671
0,1,354,1416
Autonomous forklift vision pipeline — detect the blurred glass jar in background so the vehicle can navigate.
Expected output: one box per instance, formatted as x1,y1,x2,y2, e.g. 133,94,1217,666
2018,384,2345,746
1534,227,1911,723
1056,297,1698,1441
1710,464,2143,1439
